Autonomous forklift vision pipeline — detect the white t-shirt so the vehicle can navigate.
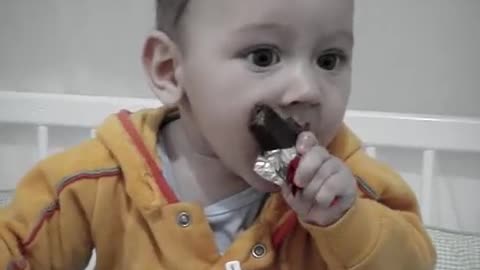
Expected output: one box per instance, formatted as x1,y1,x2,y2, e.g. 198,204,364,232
157,137,266,254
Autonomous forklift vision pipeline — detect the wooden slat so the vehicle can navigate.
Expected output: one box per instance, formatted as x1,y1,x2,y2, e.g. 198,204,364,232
366,146,377,158
37,125,49,160
346,110,480,152
0,91,162,128
421,150,436,225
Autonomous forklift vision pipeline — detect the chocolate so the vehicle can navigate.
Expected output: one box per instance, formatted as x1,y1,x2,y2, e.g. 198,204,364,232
249,104,304,152
250,104,304,192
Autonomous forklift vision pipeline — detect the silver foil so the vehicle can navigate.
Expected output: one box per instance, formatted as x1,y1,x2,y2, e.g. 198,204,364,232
254,147,297,186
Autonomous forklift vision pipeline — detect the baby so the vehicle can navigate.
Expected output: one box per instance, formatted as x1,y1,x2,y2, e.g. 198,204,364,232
0,0,436,269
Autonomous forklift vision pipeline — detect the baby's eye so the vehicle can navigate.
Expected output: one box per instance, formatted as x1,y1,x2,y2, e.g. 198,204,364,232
247,47,281,68
317,53,342,71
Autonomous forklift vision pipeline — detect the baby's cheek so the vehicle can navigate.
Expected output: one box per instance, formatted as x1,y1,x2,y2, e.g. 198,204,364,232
321,111,346,145
218,129,255,163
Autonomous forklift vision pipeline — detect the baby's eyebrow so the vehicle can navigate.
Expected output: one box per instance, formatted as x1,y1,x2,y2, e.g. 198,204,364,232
234,22,293,37
321,30,354,45
233,23,353,44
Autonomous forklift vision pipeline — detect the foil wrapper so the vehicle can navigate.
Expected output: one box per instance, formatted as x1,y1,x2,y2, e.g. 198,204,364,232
254,147,297,186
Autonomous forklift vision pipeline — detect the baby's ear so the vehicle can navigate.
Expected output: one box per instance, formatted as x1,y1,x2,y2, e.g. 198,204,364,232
142,31,184,105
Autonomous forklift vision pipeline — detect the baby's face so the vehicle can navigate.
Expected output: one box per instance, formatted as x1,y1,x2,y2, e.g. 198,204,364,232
176,0,354,191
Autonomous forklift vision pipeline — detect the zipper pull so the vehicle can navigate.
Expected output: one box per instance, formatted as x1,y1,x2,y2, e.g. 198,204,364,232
225,261,242,270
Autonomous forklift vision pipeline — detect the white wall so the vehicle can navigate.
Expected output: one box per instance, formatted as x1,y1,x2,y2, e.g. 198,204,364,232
1,0,480,117
0,0,154,98
351,0,480,117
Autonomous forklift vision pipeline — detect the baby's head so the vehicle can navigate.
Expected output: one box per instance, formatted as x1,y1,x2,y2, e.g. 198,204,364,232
143,0,354,191
153,0,188,43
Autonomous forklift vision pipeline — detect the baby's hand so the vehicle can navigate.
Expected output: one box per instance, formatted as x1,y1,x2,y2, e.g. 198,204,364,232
280,131,357,226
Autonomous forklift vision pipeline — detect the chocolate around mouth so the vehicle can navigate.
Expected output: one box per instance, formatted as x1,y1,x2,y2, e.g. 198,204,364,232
249,104,307,153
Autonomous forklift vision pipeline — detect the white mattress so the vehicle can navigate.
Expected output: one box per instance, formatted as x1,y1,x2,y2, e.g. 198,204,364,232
0,190,11,208
427,226,480,270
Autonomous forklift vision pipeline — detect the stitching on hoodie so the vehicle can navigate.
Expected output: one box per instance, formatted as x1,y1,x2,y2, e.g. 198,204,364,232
355,176,380,201
19,167,121,250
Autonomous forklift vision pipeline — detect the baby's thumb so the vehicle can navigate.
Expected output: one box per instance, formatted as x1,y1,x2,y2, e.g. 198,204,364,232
295,131,318,155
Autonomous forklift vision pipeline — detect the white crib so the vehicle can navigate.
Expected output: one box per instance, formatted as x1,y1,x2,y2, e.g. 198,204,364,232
1,91,479,269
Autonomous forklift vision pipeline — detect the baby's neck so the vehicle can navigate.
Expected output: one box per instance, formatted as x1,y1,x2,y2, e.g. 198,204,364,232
161,119,250,206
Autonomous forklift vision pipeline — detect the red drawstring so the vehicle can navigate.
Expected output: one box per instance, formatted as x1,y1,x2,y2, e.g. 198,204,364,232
117,110,342,253
272,211,298,250
117,110,179,204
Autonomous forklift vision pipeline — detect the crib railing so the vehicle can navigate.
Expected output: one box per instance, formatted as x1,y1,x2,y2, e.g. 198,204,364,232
1,91,480,229
0,91,161,161
344,110,480,226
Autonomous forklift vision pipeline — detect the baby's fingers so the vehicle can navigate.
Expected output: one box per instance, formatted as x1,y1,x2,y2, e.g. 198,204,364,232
295,131,318,155
293,146,330,188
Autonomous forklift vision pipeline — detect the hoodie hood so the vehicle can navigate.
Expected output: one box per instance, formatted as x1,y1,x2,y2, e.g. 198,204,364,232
93,105,362,210
95,106,178,209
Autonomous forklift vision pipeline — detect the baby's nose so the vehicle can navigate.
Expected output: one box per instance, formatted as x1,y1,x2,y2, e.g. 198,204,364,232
280,65,323,107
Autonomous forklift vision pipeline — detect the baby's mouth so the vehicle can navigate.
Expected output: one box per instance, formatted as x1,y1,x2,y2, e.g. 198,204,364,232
270,107,311,131
249,104,303,151
248,104,306,193
249,104,312,152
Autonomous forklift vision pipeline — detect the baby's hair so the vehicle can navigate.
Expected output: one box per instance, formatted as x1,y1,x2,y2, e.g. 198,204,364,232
156,0,190,41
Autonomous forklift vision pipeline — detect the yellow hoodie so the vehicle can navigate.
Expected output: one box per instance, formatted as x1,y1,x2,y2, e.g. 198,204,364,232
0,108,435,270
